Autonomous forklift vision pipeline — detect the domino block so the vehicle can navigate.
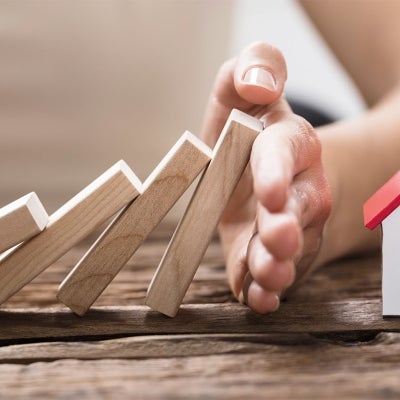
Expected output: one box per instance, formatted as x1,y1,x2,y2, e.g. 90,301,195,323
146,109,263,317
0,193,48,253
57,132,212,315
0,160,141,305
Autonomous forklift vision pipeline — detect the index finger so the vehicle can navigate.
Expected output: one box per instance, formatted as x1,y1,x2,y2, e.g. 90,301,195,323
251,113,322,212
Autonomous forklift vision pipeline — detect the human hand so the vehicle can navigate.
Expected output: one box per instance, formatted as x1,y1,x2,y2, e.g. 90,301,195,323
201,42,331,314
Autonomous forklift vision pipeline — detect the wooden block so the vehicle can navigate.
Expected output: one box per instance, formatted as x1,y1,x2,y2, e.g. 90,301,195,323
57,132,212,316
0,192,48,253
0,160,142,305
146,109,263,317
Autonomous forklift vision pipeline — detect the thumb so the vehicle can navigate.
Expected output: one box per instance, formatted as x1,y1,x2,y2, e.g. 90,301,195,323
234,41,287,105
201,41,287,146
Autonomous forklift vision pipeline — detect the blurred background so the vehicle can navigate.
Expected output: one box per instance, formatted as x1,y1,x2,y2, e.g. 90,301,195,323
0,0,365,219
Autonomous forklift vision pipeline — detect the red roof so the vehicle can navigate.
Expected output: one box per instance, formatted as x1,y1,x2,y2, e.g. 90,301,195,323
364,171,400,230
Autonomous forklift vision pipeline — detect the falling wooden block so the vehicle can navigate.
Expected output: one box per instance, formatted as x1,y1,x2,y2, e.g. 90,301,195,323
0,160,142,305
0,193,48,253
57,132,212,316
146,109,263,317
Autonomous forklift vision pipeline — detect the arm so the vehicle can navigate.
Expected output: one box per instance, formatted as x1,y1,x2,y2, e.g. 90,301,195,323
201,1,400,314
301,0,400,264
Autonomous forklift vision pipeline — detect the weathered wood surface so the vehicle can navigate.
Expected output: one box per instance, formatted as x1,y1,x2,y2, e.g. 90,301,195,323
1,332,400,399
0,223,398,399
1,300,400,342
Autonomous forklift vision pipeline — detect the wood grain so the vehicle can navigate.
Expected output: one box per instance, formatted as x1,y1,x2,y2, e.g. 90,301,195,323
1,333,400,399
0,221,396,399
0,234,381,310
146,110,263,317
0,299,399,342
0,331,396,362
57,133,212,316
0,161,141,304
0,192,48,253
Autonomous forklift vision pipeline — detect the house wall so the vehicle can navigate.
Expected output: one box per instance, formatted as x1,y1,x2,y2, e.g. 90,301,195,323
382,206,400,315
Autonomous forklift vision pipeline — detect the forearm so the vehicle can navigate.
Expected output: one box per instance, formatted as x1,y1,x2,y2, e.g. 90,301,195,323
315,86,400,265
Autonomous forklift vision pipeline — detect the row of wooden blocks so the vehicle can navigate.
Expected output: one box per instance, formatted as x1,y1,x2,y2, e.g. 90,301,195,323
0,110,263,317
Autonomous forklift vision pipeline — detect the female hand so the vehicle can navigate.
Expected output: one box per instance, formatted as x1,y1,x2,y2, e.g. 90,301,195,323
201,42,331,313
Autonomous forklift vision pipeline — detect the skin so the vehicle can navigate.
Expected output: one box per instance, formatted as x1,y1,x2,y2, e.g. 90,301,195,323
200,0,400,314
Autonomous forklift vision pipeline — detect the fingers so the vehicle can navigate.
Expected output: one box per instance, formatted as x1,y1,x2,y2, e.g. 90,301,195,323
257,209,301,261
251,114,322,212
290,168,332,230
241,271,280,315
256,166,331,256
247,233,295,291
201,41,287,147
238,144,331,314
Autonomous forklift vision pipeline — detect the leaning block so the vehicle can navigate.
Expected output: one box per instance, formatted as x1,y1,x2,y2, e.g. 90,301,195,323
0,160,141,305
57,132,212,316
146,109,263,317
0,193,48,253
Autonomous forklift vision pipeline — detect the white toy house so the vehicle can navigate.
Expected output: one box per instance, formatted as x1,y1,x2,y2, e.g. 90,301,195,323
364,171,400,316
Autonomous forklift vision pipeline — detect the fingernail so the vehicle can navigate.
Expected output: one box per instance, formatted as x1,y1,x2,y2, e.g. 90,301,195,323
242,67,277,91
272,294,280,312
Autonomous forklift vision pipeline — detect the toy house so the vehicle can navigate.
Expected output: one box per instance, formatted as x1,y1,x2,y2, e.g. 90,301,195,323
364,171,400,316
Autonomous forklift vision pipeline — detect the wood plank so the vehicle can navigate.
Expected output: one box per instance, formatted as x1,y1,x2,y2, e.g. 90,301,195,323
0,331,396,362
0,333,314,362
0,161,142,305
146,110,263,317
0,362,397,400
1,334,400,399
0,300,399,342
0,192,48,253
57,132,212,316
291,254,382,302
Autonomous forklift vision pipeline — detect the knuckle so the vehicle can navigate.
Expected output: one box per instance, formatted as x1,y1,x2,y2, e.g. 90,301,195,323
257,223,269,247
251,260,267,284
292,114,316,140
217,57,235,77
292,114,313,136
319,177,332,221
289,114,322,164
248,40,285,60
311,170,332,224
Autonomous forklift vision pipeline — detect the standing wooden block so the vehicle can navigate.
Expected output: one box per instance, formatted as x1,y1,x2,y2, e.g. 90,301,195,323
146,109,263,317
57,132,212,316
0,193,48,253
0,160,142,305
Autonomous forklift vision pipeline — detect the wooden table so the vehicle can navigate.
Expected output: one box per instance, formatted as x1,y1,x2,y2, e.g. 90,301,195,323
1,223,400,399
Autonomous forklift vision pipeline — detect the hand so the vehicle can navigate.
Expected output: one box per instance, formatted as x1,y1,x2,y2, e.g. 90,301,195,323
201,42,332,314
